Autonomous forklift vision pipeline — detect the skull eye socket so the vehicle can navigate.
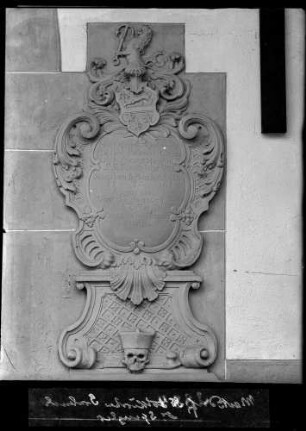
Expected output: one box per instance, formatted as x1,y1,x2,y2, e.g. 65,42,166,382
137,353,145,359
127,353,134,358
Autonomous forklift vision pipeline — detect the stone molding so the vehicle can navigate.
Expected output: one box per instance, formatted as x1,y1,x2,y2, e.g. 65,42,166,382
226,360,302,384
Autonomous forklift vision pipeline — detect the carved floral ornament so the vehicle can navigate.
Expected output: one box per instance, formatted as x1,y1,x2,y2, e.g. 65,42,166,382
54,24,225,306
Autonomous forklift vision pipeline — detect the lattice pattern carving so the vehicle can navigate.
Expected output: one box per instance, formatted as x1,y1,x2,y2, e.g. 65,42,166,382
85,293,203,366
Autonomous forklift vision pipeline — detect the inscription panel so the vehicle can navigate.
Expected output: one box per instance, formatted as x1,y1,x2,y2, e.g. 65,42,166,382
89,132,188,249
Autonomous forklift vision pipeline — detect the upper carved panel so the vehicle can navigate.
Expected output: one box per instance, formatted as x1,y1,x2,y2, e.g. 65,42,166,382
54,24,225,305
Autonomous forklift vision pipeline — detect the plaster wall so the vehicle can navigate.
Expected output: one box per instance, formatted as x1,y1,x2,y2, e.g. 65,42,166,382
57,8,303,360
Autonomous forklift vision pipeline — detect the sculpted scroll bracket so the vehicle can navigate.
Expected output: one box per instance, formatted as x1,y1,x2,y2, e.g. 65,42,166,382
58,272,218,375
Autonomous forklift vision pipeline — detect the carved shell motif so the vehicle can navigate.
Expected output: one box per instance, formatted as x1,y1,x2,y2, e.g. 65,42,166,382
54,24,225,305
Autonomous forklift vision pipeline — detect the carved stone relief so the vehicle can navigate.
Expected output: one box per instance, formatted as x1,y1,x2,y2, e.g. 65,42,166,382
54,23,225,379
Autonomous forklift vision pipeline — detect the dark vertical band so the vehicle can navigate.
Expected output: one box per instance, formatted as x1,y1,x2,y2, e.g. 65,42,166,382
260,8,287,134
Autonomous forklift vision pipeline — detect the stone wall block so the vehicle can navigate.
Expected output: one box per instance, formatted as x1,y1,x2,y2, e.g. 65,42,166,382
226,360,302,383
190,232,225,379
6,8,61,72
187,73,226,131
4,152,76,230
226,272,302,360
5,73,88,150
87,23,185,73
1,232,86,379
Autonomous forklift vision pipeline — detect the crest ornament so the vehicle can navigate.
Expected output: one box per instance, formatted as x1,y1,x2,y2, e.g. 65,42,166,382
115,86,159,136
54,23,225,378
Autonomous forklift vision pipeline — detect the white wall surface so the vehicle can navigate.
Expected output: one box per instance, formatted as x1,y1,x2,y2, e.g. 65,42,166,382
57,8,304,360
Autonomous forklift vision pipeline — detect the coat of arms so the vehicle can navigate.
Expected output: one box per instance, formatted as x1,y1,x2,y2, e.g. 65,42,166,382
115,86,159,136
112,24,159,136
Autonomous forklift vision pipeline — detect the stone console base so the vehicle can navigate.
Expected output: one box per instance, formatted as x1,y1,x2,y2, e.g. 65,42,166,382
58,270,219,380
68,368,219,381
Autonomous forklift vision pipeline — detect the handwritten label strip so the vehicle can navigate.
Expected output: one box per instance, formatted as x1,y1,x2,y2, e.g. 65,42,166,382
29,386,269,427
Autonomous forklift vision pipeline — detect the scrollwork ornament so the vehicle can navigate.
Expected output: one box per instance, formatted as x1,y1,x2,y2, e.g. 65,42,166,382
54,112,100,197
60,343,96,369
145,51,185,75
88,80,115,106
179,113,225,203
87,57,108,82
54,22,225,307
152,73,185,101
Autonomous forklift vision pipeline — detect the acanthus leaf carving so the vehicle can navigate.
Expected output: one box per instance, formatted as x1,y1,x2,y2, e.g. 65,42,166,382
73,228,115,269
145,50,185,75
53,112,100,198
179,113,225,206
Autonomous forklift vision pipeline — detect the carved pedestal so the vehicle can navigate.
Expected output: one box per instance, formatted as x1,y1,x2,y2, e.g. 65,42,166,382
59,271,217,379
53,23,225,380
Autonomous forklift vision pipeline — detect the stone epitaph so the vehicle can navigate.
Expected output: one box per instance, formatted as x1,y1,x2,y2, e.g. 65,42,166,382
54,23,225,379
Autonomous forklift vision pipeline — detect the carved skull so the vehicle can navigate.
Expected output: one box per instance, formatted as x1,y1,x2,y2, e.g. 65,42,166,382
122,348,149,373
